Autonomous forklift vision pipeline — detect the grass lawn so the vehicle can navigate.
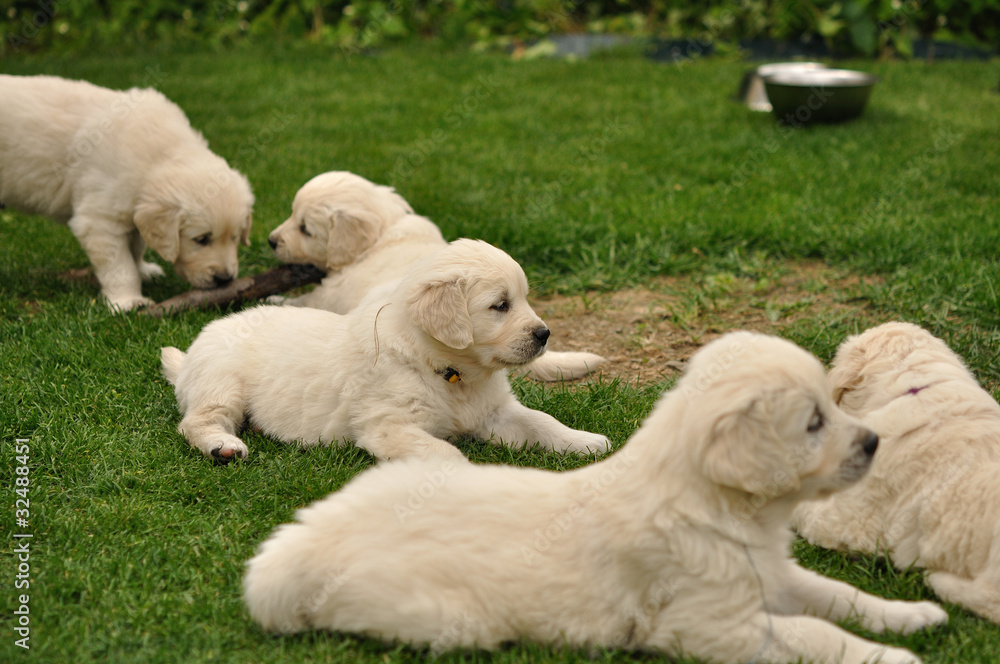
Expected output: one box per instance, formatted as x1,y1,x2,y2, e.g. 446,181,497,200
1,42,999,663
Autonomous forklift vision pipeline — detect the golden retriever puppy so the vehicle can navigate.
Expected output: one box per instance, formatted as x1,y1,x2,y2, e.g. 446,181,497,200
0,75,254,310
161,239,609,463
793,321,1000,624
267,171,605,381
243,331,946,664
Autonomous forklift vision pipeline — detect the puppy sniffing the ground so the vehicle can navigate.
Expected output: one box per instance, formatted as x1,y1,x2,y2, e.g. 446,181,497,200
267,171,605,381
794,321,1000,624
0,75,254,310
162,239,609,463
244,331,946,664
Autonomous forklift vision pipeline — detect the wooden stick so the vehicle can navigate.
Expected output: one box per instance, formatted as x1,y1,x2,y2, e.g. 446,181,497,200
141,264,326,318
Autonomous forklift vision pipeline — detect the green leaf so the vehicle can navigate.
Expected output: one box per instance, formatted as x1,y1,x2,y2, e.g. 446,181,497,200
850,17,878,54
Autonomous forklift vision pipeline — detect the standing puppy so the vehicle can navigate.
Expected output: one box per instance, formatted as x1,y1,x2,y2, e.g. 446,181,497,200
268,171,605,381
794,321,1000,624
0,75,254,310
244,332,946,664
162,239,609,462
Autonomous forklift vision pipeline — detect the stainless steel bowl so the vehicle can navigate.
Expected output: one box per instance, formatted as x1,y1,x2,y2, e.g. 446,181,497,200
761,68,878,124
737,62,828,112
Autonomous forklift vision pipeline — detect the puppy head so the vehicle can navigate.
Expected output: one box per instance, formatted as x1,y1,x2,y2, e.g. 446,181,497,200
828,321,967,415
405,239,550,369
681,332,877,501
135,158,254,289
268,171,413,270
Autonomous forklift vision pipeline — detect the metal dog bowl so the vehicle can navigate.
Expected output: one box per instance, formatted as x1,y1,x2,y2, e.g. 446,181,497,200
737,62,828,112
761,68,878,124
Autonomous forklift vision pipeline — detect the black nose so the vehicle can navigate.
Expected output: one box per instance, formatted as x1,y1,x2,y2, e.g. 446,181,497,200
268,237,278,250
533,327,550,345
213,274,234,288
862,431,879,457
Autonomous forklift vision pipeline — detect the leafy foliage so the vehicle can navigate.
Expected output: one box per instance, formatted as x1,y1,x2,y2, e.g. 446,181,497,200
2,0,998,57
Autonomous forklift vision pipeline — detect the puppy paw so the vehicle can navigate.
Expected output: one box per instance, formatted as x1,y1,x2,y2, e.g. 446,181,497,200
106,294,154,312
864,645,923,664
199,437,249,465
879,600,948,635
138,261,166,281
561,433,611,456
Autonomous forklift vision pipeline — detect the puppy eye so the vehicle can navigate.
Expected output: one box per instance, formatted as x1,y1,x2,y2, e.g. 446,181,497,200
194,233,212,246
490,301,509,313
807,408,824,433
299,223,311,237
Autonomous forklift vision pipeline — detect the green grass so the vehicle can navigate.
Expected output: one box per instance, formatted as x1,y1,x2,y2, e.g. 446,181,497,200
2,42,999,662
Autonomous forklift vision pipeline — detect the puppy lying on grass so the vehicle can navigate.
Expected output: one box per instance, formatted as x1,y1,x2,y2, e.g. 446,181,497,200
162,239,609,463
244,331,946,664
267,171,605,381
794,321,1000,624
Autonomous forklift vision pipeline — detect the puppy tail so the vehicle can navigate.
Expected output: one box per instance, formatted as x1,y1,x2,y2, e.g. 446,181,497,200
160,346,186,385
523,351,606,382
243,523,320,634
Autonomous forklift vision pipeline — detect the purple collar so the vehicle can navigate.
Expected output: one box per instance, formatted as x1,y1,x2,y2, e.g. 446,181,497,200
906,385,931,396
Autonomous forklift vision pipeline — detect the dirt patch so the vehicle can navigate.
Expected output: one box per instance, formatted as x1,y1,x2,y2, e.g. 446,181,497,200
534,260,881,387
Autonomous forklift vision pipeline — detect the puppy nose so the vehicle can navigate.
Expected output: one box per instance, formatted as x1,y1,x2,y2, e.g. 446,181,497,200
861,431,879,457
213,274,234,288
533,327,550,345
267,236,278,250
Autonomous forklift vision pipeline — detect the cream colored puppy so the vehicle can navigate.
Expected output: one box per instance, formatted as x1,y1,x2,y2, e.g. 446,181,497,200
161,238,609,463
267,171,605,381
244,331,946,664
793,321,1000,624
0,75,253,310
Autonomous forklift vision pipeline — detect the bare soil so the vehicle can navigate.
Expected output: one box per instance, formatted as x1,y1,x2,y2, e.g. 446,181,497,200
534,261,881,387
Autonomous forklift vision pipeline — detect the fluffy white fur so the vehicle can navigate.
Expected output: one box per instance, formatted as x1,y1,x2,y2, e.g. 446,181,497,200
161,238,609,463
0,75,254,310
267,171,605,381
244,331,946,663
793,321,1000,624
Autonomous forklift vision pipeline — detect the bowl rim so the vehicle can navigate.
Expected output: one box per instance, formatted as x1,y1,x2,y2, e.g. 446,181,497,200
754,61,828,77
761,68,878,87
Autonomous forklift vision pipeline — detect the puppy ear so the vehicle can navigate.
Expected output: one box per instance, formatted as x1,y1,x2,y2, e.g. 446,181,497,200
134,199,181,263
325,207,385,270
408,278,474,349
702,400,799,496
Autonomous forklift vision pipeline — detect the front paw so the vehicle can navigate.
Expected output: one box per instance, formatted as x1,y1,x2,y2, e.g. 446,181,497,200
561,433,611,455
197,436,249,465
880,600,948,635
105,294,154,312
865,645,924,664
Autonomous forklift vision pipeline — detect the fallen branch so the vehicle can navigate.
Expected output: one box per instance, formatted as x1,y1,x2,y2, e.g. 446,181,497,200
141,264,326,318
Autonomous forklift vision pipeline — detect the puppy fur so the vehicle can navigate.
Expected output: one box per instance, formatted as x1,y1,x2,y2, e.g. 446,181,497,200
162,238,609,462
267,171,605,381
243,331,946,664
793,321,1000,624
0,74,254,310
